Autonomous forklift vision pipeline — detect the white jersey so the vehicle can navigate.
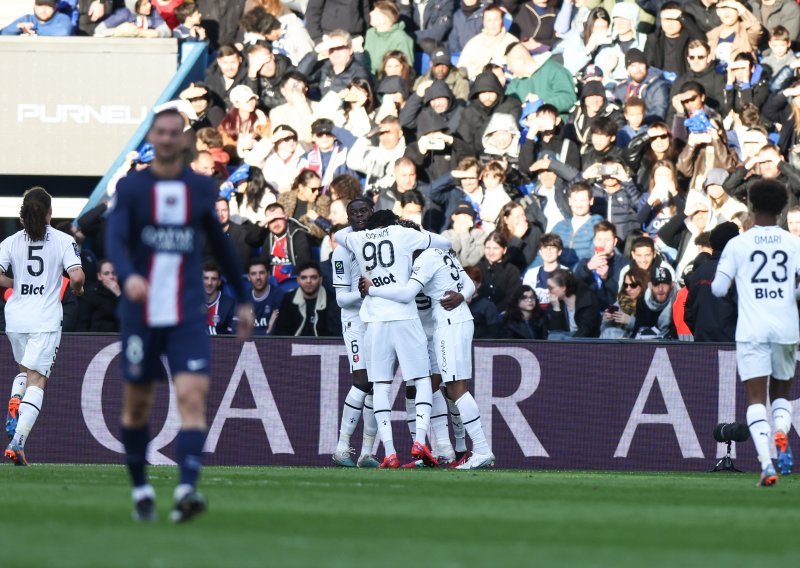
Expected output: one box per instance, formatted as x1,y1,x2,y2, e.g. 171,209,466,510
0,226,81,333
331,245,361,323
344,225,433,323
411,249,473,327
416,293,436,337
716,225,800,343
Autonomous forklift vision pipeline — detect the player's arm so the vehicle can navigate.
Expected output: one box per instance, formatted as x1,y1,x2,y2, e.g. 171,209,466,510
0,271,12,289
334,226,353,248
362,275,424,303
67,266,85,297
711,247,735,298
426,231,451,250
104,182,138,288
335,286,362,308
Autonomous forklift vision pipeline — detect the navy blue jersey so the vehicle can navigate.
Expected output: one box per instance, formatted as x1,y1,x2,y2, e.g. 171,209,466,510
252,286,285,336
106,167,247,328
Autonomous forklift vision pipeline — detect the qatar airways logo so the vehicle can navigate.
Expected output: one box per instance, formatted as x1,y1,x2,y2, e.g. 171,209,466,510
17,104,148,125
141,226,195,253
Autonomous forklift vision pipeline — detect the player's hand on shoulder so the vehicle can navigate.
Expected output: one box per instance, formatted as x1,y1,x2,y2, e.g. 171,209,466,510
124,274,149,303
440,290,464,310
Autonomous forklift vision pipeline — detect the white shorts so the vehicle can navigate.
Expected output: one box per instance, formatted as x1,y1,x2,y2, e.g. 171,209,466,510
435,321,474,383
7,330,61,378
363,319,429,382
342,319,367,373
427,337,440,376
736,341,798,381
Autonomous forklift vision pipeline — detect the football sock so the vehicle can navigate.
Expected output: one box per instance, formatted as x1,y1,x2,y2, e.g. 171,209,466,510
121,425,150,488
413,377,432,445
431,389,454,458
446,396,467,453
10,373,26,399
176,429,206,488
337,386,367,453
456,392,490,455
747,404,772,470
405,396,416,440
132,484,155,503
372,382,395,456
771,398,793,436
12,386,43,447
361,394,377,456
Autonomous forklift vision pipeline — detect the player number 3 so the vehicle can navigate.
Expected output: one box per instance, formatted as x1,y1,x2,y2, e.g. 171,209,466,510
750,250,788,283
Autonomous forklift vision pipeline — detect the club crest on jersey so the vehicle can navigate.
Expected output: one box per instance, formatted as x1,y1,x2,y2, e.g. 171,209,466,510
335,261,344,275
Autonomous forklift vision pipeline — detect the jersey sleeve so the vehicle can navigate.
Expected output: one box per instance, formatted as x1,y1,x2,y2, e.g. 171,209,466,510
61,235,82,272
711,242,736,298
331,247,351,288
0,238,11,273
367,278,424,303
410,250,438,287
105,177,136,285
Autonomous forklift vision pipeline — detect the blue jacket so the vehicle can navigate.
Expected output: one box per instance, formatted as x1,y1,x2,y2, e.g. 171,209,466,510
400,0,455,45
1,12,73,35
612,69,671,124
551,214,603,269
448,4,484,53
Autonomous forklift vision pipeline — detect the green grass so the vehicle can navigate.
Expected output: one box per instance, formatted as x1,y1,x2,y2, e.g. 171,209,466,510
1,465,799,568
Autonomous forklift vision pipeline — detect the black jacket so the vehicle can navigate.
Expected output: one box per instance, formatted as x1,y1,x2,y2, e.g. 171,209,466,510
195,0,247,48
519,129,582,173
501,313,548,339
273,287,340,337
669,64,729,122
205,60,249,109
683,254,737,342
477,257,522,312
644,26,705,76
546,283,601,338
573,252,629,311
204,220,253,274
511,3,557,46
314,55,372,98
245,54,294,110
247,218,312,273
470,296,502,338
457,71,523,154
77,282,120,333
400,79,465,139
682,0,722,33
405,137,474,184
507,227,543,271
305,0,370,42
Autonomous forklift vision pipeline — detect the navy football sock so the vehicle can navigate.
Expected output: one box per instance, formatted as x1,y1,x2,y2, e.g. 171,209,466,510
121,425,149,488
176,429,207,487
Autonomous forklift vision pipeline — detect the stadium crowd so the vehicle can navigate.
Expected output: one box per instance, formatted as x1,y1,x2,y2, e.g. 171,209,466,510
10,0,800,341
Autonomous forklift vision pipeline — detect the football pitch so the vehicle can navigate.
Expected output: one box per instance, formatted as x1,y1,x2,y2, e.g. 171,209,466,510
2,465,799,568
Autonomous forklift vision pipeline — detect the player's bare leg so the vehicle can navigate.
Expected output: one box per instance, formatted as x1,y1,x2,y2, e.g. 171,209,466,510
745,378,778,486
770,378,794,475
121,382,157,520
5,367,28,440
5,366,48,466
170,372,210,523
446,380,494,470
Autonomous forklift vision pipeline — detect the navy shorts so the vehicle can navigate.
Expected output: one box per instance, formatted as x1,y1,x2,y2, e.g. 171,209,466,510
120,319,210,383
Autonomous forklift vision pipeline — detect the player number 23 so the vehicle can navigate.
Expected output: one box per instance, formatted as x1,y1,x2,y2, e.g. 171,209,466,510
362,240,395,270
750,250,788,283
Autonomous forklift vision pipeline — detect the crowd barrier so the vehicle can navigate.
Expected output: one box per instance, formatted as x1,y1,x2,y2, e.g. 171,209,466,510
9,335,800,472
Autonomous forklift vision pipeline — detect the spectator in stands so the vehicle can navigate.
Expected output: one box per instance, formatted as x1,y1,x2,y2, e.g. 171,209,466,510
627,265,677,339
624,122,682,191
617,235,674,293
273,260,340,336
788,206,800,236
458,71,522,155
475,161,512,233
574,220,627,310
400,0,455,52
598,3,647,82
76,259,120,332
504,42,577,116
525,155,571,233
668,39,726,121
249,203,312,285
501,285,548,339
567,82,624,150
244,0,314,66
496,201,543,271
225,165,278,224
552,183,604,268
579,116,624,169
219,85,270,160
760,25,798,78
552,7,614,75
429,156,484,225
245,44,294,111
269,72,318,145
205,45,249,109
278,169,331,243
401,79,464,140
616,98,647,147
644,2,704,79
245,124,304,193
2,0,74,36
683,0,721,34
196,127,231,178
300,118,355,192
75,0,117,37
209,197,253,271
247,257,285,335
658,190,714,279
364,1,415,74
612,49,670,124
404,112,473,184
196,0,246,48
477,231,522,312
375,157,423,212
347,116,407,194
172,2,206,40
522,233,566,304
314,30,371,97
377,50,416,93
203,261,237,335
191,150,217,178
519,104,581,173
722,53,769,116
707,0,762,71
443,201,487,267
579,159,641,242
305,0,370,44
413,47,470,102
600,264,648,339
480,114,524,179
546,268,601,339
449,0,484,53
463,266,501,338
458,5,519,81
723,143,800,216
703,167,747,223
180,83,225,131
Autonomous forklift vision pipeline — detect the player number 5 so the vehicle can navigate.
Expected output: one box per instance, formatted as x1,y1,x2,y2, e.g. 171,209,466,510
27,245,44,277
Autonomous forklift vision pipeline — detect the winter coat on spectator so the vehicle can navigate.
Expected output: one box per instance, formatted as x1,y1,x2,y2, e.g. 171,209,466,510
566,100,626,147
668,63,728,122
365,22,415,75
721,64,770,115
196,0,247,48
315,55,372,98
551,214,604,268
574,251,628,310
723,162,800,220
247,217,312,269
501,312,548,339
245,54,294,111
2,12,73,36
413,67,471,102
400,0,455,47
470,295,501,338
683,252,737,342
644,26,703,76
443,228,488,267
449,2,485,53
305,0,371,42
507,227,544,272
205,61,249,109
521,179,572,233
519,130,582,173
612,68,671,123
590,181,643,242
511,2,557,47
274,286,340,336
546,283,601,338
277,190,332,242
477,256,522,312
481,113,523,164
628,284,677,339
458,72,523,154
457,28,519,81
749,0,800,51
676,136,740,192
400,80,465,138
404,115,474,183
682,0,721,34
706,11,762,63
77,282,120,332
203,220,254,273
429,173,478,226
505,55,577,115
347,137,407,193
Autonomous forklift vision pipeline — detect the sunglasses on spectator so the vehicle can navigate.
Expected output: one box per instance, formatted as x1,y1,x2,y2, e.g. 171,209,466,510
624,282,640,289
520,294,535,300
308,185,321,192
682,94,700,103
187,96,206,102
687,55,707,60
329,45,350,53
540,129,555,136
650,133,669,141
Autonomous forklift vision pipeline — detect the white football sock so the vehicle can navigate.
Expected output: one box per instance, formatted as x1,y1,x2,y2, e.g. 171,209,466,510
10,373,26,399
372,382,395,456
431,389,454,458
447,396,467,452
413,377,432,445
361,394,377,456
12,386,43,447
405,396,416,440
337,386,367,453
747,404,772,470
771,398,793,436
456,392,490,455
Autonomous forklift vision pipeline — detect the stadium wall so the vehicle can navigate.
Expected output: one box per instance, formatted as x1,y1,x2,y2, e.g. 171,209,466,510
11,336,800,472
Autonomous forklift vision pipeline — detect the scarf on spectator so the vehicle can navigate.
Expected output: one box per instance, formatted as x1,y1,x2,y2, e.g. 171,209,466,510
304,143,347,193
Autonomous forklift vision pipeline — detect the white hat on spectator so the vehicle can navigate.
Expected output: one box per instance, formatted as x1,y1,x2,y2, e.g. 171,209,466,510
229,85,258,107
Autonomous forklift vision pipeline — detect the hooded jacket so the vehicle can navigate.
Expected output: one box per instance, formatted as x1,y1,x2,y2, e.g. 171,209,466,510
404,113,474,182
400,79,465,138
481,112,522,160
629,284,678,339
458,71,523,153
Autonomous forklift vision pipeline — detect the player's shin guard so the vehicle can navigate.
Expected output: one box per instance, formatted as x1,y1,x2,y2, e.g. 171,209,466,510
176,429,207,488
361,394,377,456
430,389,454,458
121,425,150,488
10,373,26,399
772,398,793,436
747,404,773,470
338,386,367,452
455,392,490,455
413,377,432,445
12,386,43,447
446,395,467,453
372,383,396,456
